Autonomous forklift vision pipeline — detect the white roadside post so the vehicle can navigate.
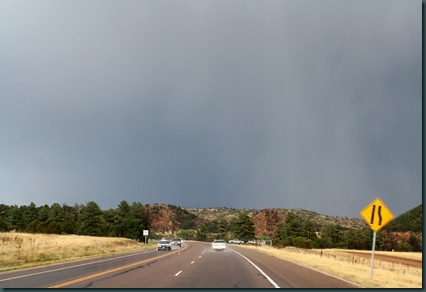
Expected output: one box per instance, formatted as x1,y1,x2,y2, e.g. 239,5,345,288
360,198,394,280
143,230,149,245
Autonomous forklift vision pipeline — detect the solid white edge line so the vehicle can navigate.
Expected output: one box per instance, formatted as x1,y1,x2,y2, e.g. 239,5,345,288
175,270,183,276
233,250,280,288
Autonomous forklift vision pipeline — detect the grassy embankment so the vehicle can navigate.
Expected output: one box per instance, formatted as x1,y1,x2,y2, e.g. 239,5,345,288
239,244,422,288
0,232,154,272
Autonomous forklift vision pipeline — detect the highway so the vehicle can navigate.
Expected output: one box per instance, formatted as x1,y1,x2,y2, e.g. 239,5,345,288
0,241,360,288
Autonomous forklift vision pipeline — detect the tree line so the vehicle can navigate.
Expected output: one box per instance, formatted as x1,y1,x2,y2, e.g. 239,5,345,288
200,211,421,252
0,202,421,252
271,212,422,251
0,201,149,240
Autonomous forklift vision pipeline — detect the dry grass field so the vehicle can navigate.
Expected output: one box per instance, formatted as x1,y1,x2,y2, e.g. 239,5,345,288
239,245,422,288
0,232,152,272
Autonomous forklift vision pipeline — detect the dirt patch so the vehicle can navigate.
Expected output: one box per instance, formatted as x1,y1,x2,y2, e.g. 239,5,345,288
343,251,422,268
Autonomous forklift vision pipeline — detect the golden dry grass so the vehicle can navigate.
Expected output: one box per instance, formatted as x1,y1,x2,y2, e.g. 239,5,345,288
240,245,422,288
0,232,153,272
333,249,422,260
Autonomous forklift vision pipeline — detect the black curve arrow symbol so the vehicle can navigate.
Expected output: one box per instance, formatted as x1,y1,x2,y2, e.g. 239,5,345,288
378,206,382,225
370,205,376,224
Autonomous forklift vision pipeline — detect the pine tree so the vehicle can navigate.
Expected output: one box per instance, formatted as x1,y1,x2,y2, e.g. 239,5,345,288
218,218,229,239
234,213,255,242
78,201,103,236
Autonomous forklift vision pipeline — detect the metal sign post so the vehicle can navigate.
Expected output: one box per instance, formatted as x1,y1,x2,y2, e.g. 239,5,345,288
360,198,394,281
370,231,376,280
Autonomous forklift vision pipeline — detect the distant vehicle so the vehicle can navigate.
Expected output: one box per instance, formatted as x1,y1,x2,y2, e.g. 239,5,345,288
157,240,171,251
228,239,244,245
212,239,227,251
172,238,181,247
247,240,258,245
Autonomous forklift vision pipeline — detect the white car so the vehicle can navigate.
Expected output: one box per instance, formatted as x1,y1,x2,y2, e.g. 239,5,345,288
157,240,171,251
212,239,227,251
172,238,182,246
228,239,244,245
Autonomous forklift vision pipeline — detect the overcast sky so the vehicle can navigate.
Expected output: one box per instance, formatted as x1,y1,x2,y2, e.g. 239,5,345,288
0,0,421,218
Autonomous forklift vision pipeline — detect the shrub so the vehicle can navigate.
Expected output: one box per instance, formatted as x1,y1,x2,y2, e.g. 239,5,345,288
273,239,289,248
396,242,413,252
292,237,313,249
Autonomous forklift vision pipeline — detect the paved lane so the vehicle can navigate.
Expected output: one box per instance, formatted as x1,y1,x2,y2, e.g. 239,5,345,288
166,244,278,288
62,241,203,288
0,241,360,288
59,242,277,288
0,245,184,288
230,245,361,288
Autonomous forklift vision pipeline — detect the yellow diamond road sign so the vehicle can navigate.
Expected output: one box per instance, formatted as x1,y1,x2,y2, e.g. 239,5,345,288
360,198,394,232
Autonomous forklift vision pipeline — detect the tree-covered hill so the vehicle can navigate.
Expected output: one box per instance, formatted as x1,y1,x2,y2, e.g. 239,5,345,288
186,207,367,233
384,204,422,232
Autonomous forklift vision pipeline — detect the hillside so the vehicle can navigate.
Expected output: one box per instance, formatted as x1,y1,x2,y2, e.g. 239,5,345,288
182,205,422,251
383,204,422,232
184,207,367,237
146,204,199,233
0,202,421,251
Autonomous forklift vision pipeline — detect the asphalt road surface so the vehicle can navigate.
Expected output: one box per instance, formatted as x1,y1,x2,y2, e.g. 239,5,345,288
0,241,360,288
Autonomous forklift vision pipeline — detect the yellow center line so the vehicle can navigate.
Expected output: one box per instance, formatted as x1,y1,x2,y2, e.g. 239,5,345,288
49,246,188,288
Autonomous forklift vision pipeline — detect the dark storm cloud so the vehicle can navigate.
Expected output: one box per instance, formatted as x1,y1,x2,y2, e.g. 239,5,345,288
0,0,421,218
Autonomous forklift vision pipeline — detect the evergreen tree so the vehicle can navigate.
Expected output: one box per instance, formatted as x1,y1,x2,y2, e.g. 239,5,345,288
196,224,208,241
218,218,229,239
102,208,120,237
45,203,64,234
408,233,422,252
273,222,289,246
274,212,306,245
234,213,255,242
0,204,9,231
123,202,148,240
284,212,305,239
177,229,195,240
21,202,38,232
115,200,130,237
319,224,346,248
118,200,131,216
78,201,103,236
273,212,316,247
344,227,376,250
37,204,50,232
7,205,22,231
61,204,77,234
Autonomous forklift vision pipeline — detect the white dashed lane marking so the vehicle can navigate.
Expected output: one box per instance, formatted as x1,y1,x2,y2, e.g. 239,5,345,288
175,271,182,277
